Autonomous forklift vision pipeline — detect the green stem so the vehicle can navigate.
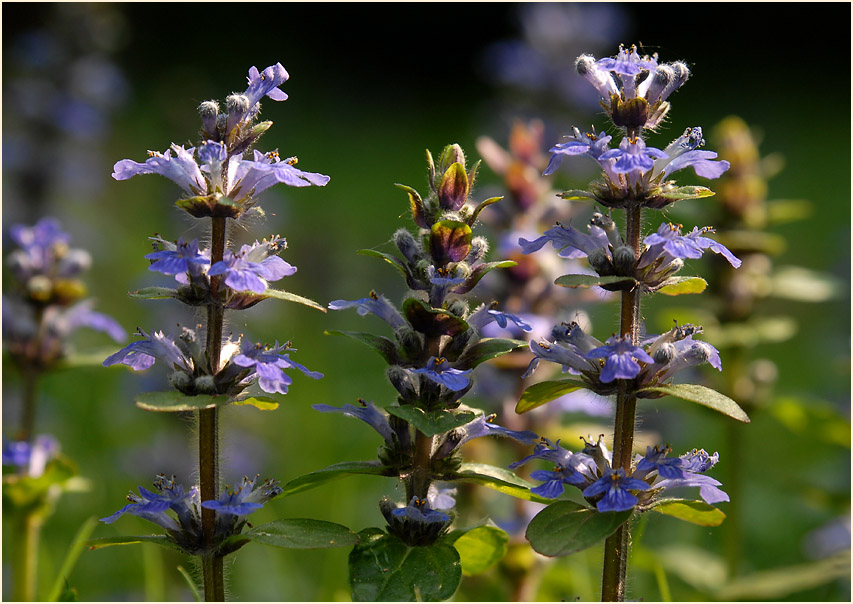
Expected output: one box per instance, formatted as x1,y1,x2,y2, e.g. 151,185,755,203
201,216,227,602
601,204,642,602
13,510,44,601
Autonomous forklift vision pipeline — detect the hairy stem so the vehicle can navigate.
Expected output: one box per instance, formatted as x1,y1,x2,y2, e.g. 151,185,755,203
13,511,43,601
201,216,226,601
601,204,642,602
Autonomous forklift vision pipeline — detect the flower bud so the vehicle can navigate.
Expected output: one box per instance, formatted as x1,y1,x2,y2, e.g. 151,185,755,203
27,275,53,302
642,65,675,103
394,325,422,359
393,228,422,264
466,237,489,265
169,370,193,393
612,245,636,275
194,375,217,394
56,249,92,277
587,248,613,276
198,100,220,137
661,62,690,101
653,342,676,364
446,299,468,318
225,93,251,135
387,366,417,403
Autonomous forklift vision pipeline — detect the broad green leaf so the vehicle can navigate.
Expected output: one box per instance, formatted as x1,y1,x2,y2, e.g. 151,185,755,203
47,516,98,602
648,498,726,526
239,519,359,549
638,383,750,423
231,396,279,411
134,391,229,413
525,501,632,557
554,274,636,290
129,286,177,299
86,535,184,553
516,379,588,413
324,329,399,364
453,338,527,370
453,463,552,504
261,288,326,312
385,406,476,437
717,551,850,600
655,276,707,296
280,461,392,497
349,529,462,601
448,525,509,576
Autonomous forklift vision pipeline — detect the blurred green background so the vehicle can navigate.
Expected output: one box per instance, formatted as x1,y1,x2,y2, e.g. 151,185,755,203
2,2,850,601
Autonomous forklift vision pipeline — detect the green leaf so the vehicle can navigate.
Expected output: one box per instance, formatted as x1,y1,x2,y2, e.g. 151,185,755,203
239,519,360,549
665,185,715,201
231,396,279,411
554,274,636,289
655,276,707,296
395,184,430,228
453,463,552,504
648,498,726,526
47,516,98,602
86,535,184,553
261,288,327,312
134,391,230,413
280,461,392,497
469,196,502,224
402,298,468,337
558,189,595,201
516,379,588,414
324,329,399,364
638,383,750,423
385,406,476,437
176,566,202,602
448,525,509,576
451,260,516,294
525,501,632,557
358,249,410,280
453,337,527,370
129,286,178,299
349,529,462,601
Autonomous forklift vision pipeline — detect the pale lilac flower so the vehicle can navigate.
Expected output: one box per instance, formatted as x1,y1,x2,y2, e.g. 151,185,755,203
207,240,295,294
411,356,472,391
586,335,654,382
232,341,323,395
328,293,407,329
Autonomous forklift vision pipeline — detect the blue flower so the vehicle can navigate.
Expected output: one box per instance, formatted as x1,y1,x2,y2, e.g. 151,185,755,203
208,239,296,294
411,356,472,391
231,341,323,395
582,468,651,512
101,475,199,533
643,223,741,268
244,63,289,106
145,237,210,281
328,292,406,329
392,497,450,525
112,144,206,194
103,328,190,372
7,218,91,282
543,129,612,175
227,150,330,198
652,449,728,504
486,309,533,332
599,136,667,174
510,438,598,499
519,221,610,258
201,475,278,517
585,335,654,382
633,445,684,480
49,300,126,343
312,400,394,443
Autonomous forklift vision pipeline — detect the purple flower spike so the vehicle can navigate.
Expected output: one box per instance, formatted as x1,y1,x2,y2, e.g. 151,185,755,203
411,356,472,391
586,335,654,382
244,63,289,106
582,469,651,512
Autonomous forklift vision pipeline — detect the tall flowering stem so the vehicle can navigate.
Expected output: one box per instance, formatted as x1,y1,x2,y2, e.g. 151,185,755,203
101,63,329,601
514,44,748,602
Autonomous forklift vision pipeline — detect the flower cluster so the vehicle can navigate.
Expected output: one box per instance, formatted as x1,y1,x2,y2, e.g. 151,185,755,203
104,328,321,397
101,474,281,554
113,64,329,219
2,434,59,478
512,437,727,512
521,210,741,291
524,321,720,396
4,218,125,370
